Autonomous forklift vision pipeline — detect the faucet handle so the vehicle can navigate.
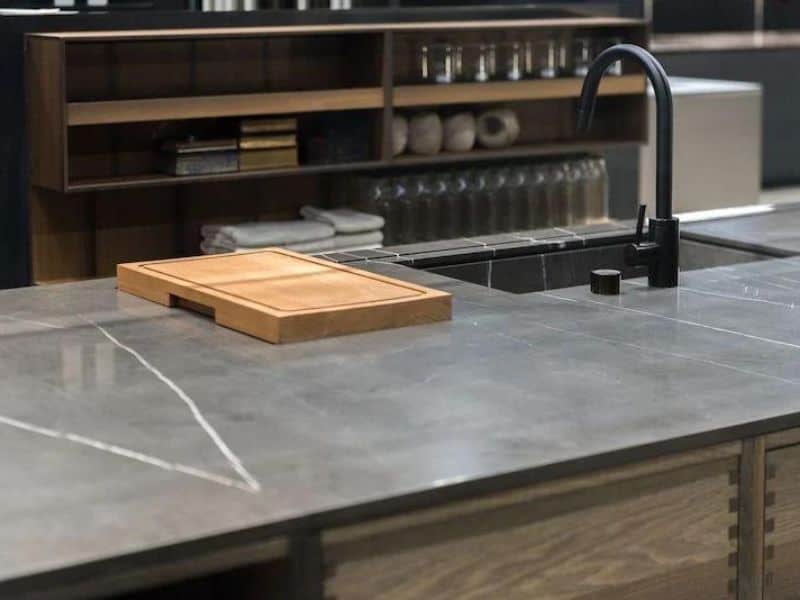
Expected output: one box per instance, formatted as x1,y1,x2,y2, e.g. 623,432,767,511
635,204,647,245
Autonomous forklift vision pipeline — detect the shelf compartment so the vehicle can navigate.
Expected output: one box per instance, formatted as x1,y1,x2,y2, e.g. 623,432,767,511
67,88,385,126
66,140,640,193
394,75,645,108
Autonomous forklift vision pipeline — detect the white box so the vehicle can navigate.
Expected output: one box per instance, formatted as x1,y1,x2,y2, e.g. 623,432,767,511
639,77,762,216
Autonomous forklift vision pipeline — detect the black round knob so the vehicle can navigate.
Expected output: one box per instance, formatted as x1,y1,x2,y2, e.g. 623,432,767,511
590,269,621,295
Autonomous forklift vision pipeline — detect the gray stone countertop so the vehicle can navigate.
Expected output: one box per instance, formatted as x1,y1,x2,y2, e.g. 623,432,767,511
3,257,800,593
683,203,800,257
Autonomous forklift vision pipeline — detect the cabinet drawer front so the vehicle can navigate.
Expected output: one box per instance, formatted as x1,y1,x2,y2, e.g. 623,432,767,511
765,443,800,599
324,456,738,600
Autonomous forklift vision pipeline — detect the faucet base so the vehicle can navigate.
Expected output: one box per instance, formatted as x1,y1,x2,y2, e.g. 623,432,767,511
648,217,680,288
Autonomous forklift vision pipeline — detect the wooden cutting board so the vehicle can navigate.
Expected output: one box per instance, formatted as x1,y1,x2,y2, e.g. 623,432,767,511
117,249,452,344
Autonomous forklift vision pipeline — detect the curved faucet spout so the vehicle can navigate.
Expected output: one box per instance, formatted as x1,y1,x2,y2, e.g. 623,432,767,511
576,44,673,221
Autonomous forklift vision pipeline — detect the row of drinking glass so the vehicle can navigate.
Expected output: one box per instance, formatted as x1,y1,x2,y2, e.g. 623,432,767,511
419,36,623,84
340,156,608,246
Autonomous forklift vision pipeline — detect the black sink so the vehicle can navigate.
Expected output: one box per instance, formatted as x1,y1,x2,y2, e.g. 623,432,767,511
425,239,771,294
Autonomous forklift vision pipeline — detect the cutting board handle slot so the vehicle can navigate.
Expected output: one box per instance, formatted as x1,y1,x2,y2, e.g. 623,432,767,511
174,295,216,319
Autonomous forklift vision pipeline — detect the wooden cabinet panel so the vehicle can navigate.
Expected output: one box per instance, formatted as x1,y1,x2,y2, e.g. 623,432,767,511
765,441,800,599
324,449,739,600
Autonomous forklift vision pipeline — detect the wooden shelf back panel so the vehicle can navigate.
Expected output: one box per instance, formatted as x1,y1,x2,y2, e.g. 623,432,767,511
118,249,452,344
64,35,382,103
394,74,645,108
67,87,385,126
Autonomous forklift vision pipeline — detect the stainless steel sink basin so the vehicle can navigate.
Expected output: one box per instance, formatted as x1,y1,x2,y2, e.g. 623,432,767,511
425,239,770,294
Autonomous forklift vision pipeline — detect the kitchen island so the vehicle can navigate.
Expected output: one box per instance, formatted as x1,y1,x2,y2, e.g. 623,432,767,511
3,256,800,599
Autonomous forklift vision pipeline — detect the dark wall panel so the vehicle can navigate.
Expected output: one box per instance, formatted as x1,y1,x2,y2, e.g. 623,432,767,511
765,0,800,29
0,33,30,290
653,0,753,33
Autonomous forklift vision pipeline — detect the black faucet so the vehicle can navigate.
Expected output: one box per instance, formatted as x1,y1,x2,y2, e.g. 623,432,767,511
577,44,679,288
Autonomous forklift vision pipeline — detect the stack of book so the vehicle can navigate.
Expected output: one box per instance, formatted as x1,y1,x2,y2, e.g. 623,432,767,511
161,138,238,176
238,117,299,171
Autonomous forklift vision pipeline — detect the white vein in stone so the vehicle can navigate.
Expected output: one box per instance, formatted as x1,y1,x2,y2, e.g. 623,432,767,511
710,268,800,292
542,293,800,351
0,414,256,492
83,317,261,492
0,314,65,330
473,317,800,387
623,279,797,309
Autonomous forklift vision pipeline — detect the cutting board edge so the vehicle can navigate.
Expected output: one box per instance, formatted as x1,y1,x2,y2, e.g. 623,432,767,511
116,250,453,344
276,291,453,343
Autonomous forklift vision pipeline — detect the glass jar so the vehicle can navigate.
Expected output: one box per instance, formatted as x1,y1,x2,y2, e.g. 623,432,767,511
506,164,528,232
462,43,497,83
599,37,624,76
392,176,417,244
526,164,550,229
485,167,508,234
417,174,444,242
503,41,525,82
544,162,569,227
526,38,565,79
565,159,586,226
571,37,594,78
463,168,489,236
371,178,398,245
439,171,465,239
584,156,609,221
420,43,459,84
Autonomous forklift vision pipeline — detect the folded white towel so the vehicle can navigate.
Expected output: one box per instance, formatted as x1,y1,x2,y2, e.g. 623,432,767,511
200,237,338,255
200,220,335,249
300,206,385,234
286,238,337,253
200,240,233,255
332,230,383,249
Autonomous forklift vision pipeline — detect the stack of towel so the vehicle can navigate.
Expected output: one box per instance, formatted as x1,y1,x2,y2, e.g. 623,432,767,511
200,207,384,255
300,207,384,250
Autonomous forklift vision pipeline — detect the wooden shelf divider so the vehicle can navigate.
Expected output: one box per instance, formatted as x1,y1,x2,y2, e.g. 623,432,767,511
68,87,386,126
394,75,645,108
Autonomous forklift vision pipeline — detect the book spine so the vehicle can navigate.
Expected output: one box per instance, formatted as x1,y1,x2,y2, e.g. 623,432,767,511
162,152,239,176
239,118,298,135
238,134,297,151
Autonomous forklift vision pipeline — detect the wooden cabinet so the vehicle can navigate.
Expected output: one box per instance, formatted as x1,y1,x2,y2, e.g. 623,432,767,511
323,445,740,600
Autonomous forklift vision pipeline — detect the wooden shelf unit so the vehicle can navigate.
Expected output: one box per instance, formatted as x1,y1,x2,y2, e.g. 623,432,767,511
26,18,648,284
